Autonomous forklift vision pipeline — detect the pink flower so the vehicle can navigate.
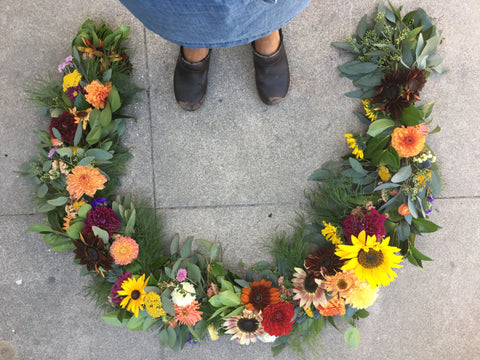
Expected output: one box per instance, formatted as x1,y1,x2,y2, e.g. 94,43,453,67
416,123,430,136
176,268,187,282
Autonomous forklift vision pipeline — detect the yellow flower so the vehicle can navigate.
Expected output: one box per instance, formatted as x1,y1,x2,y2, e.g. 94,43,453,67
344,280,379,309
69,107,92,130
144,291,166,318
62,70,82,92
72,201,85,210
417,171,431,186
362,99,379,121
378,166,392,182
335,230,403,288
345,134,364,159
321,221,342,245
304,306,314,318
207,323,219,341
118,274,150,317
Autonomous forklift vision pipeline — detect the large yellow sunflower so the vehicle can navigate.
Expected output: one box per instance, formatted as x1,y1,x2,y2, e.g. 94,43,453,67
118,274,149,317
335,230,403,288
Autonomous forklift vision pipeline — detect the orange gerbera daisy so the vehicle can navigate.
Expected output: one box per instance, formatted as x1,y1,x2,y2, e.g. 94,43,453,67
84,80,112,109
66,165,107,200
316,297,346,317
174,300,203,326
391,126,426,158
110,236,139,265
241,279,280,312
323,270,358,298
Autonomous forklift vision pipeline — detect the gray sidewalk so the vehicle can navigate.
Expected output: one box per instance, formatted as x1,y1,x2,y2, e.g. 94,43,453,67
1,0,479,359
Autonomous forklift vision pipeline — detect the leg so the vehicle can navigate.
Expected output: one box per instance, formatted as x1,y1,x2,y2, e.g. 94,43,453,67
254,30,281,56
183,47,209,63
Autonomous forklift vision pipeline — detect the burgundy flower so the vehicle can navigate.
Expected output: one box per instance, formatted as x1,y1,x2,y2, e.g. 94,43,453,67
304,245,345,280
110,272,132,305
262,302,295,337
66,85,86,103
49,111,78,144
83,206,120,237
342,207,387,244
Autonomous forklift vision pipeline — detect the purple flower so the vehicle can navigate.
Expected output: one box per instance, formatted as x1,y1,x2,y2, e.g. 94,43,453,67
110,272,132,305
83,206,120,238
426,196,435,215
176,268,187,282
58,56,74,73
65,85,85,103
48,146,58,158
91,197,109,210
342,207,387,244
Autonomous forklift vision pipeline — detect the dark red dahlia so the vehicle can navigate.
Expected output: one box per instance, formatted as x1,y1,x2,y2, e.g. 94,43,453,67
342,207,387,244
262,302,295,337
83,206,120,238
49,111,78,144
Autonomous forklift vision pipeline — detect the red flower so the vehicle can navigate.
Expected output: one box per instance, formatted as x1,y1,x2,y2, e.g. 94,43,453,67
83,206,120,237
262,302,295,337
49,111,78,144
342,207,386,244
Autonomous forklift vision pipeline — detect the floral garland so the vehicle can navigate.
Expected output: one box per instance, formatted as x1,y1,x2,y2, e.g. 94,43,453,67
21,3,445,356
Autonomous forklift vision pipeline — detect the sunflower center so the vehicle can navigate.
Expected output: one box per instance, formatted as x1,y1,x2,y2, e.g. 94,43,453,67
237,318,259,333
358,249,384,269
274,310,285,322
304,273,318,293
385,86,400,100
131,290,140,300
86,247,99,261
254,293,263,303
319,256,332,269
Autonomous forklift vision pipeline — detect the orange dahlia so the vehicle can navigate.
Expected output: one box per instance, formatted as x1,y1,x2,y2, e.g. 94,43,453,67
391,126,426,158
110,236,139,265
66,165,107,200
241,279,280,312
316,296,346,317
174,300,203,326
84,80,112,109
398,204,411,216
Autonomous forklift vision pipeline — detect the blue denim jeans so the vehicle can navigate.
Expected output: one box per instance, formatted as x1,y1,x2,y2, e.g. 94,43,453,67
118,0,311,48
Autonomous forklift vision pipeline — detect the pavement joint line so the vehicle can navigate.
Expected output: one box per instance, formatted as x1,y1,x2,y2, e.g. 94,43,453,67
157,202,300,211
142,26,158,211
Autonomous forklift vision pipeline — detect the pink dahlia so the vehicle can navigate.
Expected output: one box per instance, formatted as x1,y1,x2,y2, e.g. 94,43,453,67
342,207,386,244
110,236,139,265
83,206,120,238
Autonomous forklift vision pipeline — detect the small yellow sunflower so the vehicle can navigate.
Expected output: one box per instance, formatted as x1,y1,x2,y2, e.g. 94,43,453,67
335,230,403,288
118,274,149,317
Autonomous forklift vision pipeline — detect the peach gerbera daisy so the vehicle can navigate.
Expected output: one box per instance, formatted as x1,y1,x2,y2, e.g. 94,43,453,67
316,296,346,317
84,80,112,109
110,236,139,265
174,300,203,326
66,165,107,200
323,270,358,298
391,126,426,158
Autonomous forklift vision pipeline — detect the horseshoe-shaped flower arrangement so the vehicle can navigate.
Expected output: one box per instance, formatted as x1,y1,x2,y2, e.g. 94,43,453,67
21,2,445,355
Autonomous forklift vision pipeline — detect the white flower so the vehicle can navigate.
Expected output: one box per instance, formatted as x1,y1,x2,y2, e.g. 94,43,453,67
257,333,276,343
171,281,196,307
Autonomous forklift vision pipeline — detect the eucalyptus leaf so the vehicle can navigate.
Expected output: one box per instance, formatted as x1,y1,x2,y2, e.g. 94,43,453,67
170,234,179,255
77,156,95,166
344,326,360,348
180,237,194,258
85,148,113,160
56,147,73,158
47,196,69,206
367,119,395,137
391,165,412,183
92,226,110,243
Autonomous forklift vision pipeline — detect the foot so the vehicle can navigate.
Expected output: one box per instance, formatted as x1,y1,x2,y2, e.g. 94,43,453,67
252,29,290,105
173,47,211,111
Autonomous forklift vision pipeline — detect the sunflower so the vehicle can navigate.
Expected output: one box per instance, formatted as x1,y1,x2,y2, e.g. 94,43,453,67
69,107,92,130
292,268,327,308
66,165,107,200
118,274,149,317
323,270,358,298
391,125,426,158
362,99,380,121
73,232,113,277
345,134,364,159
372,70,411,118
403,67,426,102
240,279,280,312
335,230,403,288
304,245,344,280
224,310,265,345
321,221,342,245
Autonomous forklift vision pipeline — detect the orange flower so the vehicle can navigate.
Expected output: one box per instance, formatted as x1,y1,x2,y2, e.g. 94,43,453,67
398,204,411,216
316,297,346,316
84,80,112,109
174,301,203,326
241,279,281,312
51,136,63,146
110,236,139,265
391,126,426,158
66,165,107,200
